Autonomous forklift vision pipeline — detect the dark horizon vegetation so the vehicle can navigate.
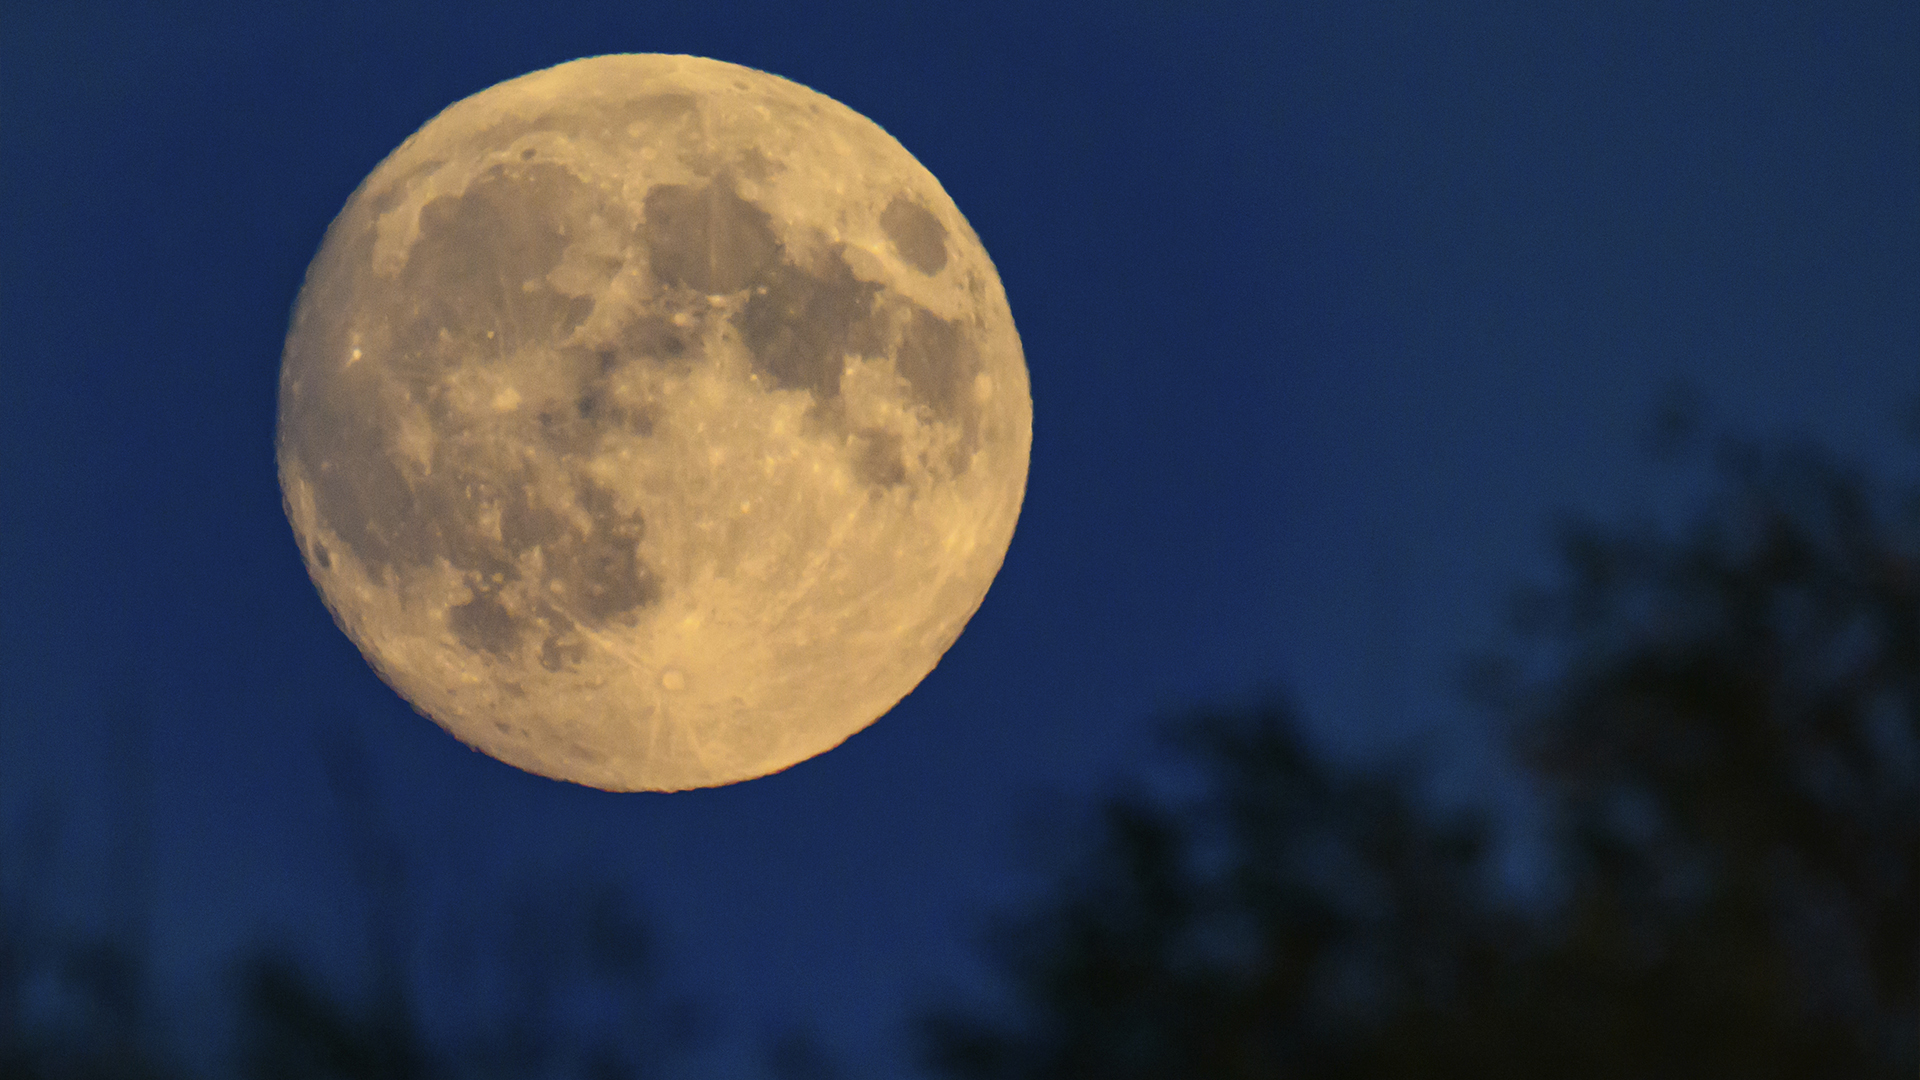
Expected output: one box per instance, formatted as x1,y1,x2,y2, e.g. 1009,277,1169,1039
4,417,1916,1078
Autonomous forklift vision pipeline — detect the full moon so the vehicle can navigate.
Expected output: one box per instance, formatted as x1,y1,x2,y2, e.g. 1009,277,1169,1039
276,55,1030,791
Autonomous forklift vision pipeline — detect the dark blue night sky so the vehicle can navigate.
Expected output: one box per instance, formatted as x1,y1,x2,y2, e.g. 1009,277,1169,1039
4,2,1916,1075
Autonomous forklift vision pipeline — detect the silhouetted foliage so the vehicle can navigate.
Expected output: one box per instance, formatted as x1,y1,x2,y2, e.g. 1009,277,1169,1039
0,695,182,1080
0,919,181,1079
451,874,704,1079
921,433,1919,1078
920,703,1509,1080
762,1028,844,1080
0,935,178,1080
1464,436,1920,1077
0,710,715,1080
231,723,706,1079
235,952,429,1080
230,873,697,1079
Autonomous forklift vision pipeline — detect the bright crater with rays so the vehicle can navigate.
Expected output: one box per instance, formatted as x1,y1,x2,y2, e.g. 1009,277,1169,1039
277,55,1030,791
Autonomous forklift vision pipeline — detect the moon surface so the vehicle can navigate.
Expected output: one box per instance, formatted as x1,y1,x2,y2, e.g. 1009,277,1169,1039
276,55,1030,791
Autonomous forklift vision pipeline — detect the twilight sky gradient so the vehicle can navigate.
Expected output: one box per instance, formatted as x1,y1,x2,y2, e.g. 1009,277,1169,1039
3,2,1916,1075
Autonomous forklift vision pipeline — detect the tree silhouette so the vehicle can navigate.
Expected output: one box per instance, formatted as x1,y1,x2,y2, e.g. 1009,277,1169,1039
231,874,694,1080
0,678,183,1080
230,721,707,1080
920,430,1919,1078
234,951,430,1080
920,703,1507,1080
1457,435,1920,1077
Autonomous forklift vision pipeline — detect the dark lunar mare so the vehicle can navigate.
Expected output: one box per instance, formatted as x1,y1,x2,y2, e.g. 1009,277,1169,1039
286,160,661,666
285,153,988,667
880,195,948,275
